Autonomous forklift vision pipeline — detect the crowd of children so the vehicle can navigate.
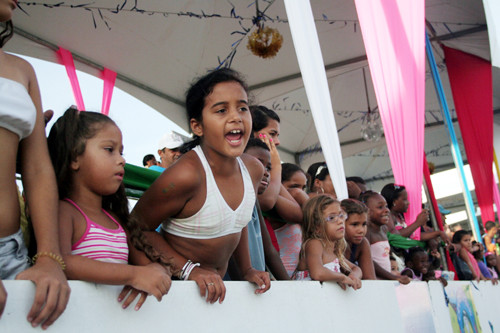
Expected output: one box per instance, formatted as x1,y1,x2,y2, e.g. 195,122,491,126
2,2,500,328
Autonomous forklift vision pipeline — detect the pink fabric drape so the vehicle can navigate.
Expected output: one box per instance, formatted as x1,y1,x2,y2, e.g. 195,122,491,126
443,46,494,225
101,68,117,116
494,180,500,223
355,0,425,239
56,47,85,111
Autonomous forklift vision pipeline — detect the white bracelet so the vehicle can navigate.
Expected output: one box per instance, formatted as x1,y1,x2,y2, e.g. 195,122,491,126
183,262,201,280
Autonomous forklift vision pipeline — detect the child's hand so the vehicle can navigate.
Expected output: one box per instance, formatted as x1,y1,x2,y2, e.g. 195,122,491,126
491,278,498,285
348,274,362,290
242,268,271,294
337,275,355,290
397,275,411,285
188,266,226,304
130,263,171,302
415,209,429,226
118,286,148,311
258,134,281,167
438,276,448,287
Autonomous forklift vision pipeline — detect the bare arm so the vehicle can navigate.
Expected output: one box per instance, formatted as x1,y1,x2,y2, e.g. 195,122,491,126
356,239,376,280
232,226,271,293
256,202,290,280
255,136,282,211
273,185,303,223
306,240,354,286
15,59,70,330
397,210,428,238
373,261,411,284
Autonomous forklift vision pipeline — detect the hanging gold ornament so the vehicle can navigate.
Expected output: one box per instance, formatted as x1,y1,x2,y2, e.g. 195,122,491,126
247,25,283,59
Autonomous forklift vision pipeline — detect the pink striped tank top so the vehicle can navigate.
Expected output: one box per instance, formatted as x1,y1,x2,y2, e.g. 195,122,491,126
65,199,129,264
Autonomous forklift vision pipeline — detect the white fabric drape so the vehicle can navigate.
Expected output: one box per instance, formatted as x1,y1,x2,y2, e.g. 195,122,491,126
283,0,347,199
483,0,500,68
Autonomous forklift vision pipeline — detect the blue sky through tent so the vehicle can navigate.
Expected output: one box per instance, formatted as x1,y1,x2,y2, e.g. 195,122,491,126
19,54,190,167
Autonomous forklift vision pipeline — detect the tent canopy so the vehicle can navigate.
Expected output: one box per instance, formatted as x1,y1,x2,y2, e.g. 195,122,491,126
6,0,499,191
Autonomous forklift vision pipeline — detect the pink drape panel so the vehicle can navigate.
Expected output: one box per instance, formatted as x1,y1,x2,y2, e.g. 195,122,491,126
101,68,117,116
355,0,425,239
494,180,500,223
443,46,494,225
56,47,85,111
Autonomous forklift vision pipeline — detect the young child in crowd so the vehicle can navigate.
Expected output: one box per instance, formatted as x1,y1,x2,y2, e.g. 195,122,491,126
360,191,410,284
1,3,69,327
235,138,289,280
483,221,498,254
306,162,336,199
486,252,499,279
281,163,309,207
47,108,172,310
472,242,498,284
293,195,362,290
390,257,401,276
341,199,376,279
401,247,448,285
132,69,270,304
451,230,484,281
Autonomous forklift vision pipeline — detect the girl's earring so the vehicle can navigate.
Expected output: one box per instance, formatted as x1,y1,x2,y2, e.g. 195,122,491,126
316,187,324,194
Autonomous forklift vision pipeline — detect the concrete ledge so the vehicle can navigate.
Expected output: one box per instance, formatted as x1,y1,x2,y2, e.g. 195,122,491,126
0,280,497,332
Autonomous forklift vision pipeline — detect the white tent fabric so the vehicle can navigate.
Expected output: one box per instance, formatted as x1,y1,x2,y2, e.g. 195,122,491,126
483,0,500,68
284,0,347,199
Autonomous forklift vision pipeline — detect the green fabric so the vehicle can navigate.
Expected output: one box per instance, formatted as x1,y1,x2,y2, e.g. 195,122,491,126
123,163,161,198
387,232,426,249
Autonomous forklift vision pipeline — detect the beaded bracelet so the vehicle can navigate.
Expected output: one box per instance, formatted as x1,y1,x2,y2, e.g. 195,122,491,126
32,252,66,271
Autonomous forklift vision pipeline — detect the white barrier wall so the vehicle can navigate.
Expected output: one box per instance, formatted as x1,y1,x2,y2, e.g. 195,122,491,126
1,280,498,332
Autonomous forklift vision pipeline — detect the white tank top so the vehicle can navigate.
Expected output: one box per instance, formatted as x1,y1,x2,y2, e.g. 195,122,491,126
162,145,256,239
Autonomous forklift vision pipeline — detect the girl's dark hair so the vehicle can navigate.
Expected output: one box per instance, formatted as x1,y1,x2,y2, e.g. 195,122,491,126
250,105,280,133
0,20,14,48
48,107,171,269
182,68,249,152
245,137,269,152
340,199,368,216
381,183,406,209
451,230,471,244
306,162,329,192
281,163,305,183
404,247,426,265
359,190,381,206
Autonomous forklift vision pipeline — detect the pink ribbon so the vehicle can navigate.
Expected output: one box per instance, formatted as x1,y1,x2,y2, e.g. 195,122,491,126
101,68,117,116
56,47,85,111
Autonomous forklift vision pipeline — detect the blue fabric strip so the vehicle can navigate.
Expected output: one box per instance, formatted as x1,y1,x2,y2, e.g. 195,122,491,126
425,34,482,240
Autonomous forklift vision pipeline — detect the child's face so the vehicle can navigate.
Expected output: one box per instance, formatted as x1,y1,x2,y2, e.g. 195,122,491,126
460,234,473,252
72,123,125,196
366,194,390,226
282,171,307,192
344,213,368,245
255,119,280,146
486,255,497,267
489,226,498,236
409,252,429,275
245,147,271,195
192,81,251,157
390,259,400,276
323,202,346,241
392,189,409,213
